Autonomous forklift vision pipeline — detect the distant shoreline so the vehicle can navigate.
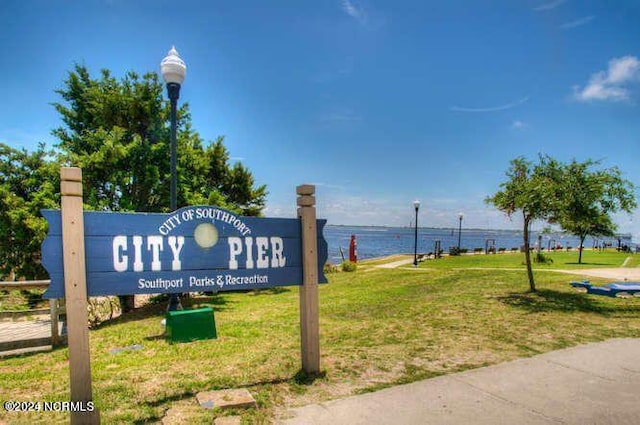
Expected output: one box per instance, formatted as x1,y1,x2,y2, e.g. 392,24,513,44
326,224,633,238
325,224,632,238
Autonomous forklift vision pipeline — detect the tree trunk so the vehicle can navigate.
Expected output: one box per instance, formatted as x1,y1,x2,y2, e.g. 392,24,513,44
118,295,135,313
523,216,536,292
578,235,585,264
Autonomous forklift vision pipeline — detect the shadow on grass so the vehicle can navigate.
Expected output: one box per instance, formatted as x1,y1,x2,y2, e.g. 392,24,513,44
0,343,68,360
183,294,234,311
143,334,165,342
497,289,640,317
93,294,233,330
136,369,326,423
250,287,291,296
292,368,326,385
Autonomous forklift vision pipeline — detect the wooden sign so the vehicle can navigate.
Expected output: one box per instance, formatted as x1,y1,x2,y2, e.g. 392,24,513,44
42,206,328,298
46,168,325,424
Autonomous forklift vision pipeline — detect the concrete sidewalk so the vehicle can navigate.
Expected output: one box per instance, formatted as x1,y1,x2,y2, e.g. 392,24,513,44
280,339,640,424
373,257,415,269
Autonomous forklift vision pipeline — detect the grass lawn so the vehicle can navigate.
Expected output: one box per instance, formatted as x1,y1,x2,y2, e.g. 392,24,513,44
417,249,639,270
0,290,49,312
1,253,640,423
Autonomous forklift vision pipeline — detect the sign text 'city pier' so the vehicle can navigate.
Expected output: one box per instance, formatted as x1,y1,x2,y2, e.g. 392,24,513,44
42,206,328,298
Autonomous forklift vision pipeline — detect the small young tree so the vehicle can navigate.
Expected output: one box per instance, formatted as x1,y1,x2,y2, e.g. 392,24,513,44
555,160,636,264
486,155,562,292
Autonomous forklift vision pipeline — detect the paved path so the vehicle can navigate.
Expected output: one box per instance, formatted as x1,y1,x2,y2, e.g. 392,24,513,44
459,267,640,281
374,260,640,282
281,339,640,425
0,320,51,342
373,258,416,269
550,267,640,281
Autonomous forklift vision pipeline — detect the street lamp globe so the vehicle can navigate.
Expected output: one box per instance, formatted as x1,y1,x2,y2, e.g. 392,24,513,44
161,46,187,85
413,200,421,211
458,212,464,221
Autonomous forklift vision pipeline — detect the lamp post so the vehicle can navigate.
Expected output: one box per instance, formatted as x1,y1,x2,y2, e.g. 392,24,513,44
457,212,463,250
413,200,420,267
161,46,187,311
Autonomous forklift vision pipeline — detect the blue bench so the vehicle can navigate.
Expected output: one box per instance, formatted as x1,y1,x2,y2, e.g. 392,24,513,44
571,280,640,298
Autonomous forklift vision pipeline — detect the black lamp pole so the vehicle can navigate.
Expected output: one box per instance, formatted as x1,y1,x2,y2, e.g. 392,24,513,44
168,82,180,212
413,200,420,267
457,213,463,250
166,82,182,312
161,46,186,312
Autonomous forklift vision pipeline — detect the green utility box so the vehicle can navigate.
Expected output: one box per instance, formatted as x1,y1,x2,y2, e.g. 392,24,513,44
166,307,217,343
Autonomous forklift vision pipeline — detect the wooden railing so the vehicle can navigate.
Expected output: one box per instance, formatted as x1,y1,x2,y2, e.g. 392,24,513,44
0,280,66,351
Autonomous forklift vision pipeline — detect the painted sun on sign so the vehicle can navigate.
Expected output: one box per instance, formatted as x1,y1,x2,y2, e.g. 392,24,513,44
41,206,328,298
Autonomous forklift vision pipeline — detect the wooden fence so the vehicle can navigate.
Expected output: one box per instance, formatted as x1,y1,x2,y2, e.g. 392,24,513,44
0,280,66,352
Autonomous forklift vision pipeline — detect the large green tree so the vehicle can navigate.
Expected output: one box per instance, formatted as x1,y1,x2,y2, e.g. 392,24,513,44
486,155,563,292
50,64,266,310
53,67,169,212
53,65,266,215
555,160,636,264
0,143,60,280
53,65,267,215
0,66,266,287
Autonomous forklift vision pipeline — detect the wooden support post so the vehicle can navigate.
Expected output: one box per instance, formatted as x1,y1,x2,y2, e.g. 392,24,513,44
50,298,60,347
297,184,320,374
60,167,99,424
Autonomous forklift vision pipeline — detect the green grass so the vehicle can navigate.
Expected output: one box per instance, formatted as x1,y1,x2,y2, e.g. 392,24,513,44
1,255,640,423
358,254,412,266
622,254,640,268
0,290,48,312
418,249,635,270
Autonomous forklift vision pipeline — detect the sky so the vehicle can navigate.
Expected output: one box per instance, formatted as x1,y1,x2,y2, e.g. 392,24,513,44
1,0,640,237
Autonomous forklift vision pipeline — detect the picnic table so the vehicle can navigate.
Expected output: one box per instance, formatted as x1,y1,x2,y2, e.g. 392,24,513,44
571,280,640,297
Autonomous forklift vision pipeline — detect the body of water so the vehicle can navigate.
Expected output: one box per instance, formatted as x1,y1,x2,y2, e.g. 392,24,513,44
323,225,633,264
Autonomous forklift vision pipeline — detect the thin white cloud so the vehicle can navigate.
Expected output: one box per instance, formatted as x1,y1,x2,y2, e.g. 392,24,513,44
450,96,530,113
559,15,595,30
511,120,529,130
573,55,640,102
229,156,245,162
342,0,367,24
532,0,567,12
607,56,640,83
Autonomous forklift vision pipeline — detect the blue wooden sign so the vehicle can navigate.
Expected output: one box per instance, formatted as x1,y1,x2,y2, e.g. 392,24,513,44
41,206,328,298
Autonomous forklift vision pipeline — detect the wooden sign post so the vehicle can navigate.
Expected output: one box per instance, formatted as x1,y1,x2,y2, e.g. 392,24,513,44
60,167,99,424
297,185,320,374
44,169,327,419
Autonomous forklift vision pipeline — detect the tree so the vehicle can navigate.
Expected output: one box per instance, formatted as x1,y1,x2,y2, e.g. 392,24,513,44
0,143,60,280
53,65,266,215
554,160,636,264
181,135,267,215
486,155,563,292
52,64,267,310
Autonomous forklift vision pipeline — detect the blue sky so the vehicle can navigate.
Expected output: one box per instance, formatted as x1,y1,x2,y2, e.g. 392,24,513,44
2,1,640,237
